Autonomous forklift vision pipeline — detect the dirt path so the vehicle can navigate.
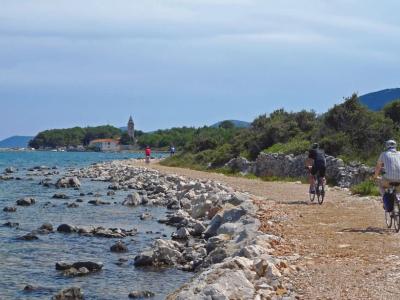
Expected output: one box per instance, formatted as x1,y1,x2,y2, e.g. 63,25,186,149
132,160,400,299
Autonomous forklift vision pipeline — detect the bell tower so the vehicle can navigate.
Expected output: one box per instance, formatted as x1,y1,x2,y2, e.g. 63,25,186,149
127,116,135,141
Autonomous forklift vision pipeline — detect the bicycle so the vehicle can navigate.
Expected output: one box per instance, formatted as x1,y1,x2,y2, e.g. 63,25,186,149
383,182,400,232
307,166,325,205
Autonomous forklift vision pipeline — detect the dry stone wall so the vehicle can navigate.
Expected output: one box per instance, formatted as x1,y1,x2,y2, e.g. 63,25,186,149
226,153,374,188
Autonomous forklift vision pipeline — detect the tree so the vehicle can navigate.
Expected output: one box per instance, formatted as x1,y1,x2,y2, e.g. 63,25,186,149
383,100,400,124
120,132,135,145
219,120,235,129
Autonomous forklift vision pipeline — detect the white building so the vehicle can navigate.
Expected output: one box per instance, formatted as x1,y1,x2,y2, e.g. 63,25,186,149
89,139,120,151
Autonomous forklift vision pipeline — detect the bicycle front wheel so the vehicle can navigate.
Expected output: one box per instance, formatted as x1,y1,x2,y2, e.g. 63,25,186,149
309,189,315,202
317,185,325,205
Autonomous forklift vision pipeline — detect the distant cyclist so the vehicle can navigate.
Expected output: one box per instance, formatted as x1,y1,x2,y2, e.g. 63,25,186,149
170,145,176,156
374,140,400,196
306,143,326,194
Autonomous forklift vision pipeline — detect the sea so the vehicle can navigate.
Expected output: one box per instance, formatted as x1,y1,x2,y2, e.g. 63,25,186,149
0,151,192,300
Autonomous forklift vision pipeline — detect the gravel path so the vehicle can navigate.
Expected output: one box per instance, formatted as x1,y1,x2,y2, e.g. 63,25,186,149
132,160,400,300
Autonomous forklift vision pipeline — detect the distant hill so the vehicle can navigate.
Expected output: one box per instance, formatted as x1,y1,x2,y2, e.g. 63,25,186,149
0,136,33,148
211,120,250,128
359,88,400,111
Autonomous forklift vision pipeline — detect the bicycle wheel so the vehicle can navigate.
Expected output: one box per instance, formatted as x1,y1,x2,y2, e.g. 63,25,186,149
393,199,400,233
385,210,393,228
309,185,315,202
317,183,325,205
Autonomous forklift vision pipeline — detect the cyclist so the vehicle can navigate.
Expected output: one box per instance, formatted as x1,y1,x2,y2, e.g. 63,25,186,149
374,140,400,198
306,143,326,194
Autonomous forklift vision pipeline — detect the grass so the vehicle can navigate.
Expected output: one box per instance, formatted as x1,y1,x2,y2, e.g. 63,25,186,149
350,180,380,196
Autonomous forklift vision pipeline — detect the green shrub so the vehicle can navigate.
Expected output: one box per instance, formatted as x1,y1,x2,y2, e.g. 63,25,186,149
351,180,380,196
263,138,310,155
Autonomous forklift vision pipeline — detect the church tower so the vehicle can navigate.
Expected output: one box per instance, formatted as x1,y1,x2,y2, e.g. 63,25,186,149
127,116,135,141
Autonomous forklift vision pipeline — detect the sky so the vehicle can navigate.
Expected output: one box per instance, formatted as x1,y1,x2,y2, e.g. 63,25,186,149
1,0,400,139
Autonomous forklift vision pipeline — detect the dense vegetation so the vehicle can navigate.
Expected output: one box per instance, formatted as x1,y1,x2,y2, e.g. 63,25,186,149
29,126,124,148
29,95,400,173
160,95,400,169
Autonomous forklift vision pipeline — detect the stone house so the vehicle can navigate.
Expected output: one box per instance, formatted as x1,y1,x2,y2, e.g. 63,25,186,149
89,139,120,152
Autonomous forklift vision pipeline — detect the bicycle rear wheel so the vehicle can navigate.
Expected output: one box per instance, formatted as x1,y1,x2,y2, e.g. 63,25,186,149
393,199,400,232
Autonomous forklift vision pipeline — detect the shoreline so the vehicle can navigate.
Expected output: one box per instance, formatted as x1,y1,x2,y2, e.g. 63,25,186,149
72,159,297,299
1,157,296,299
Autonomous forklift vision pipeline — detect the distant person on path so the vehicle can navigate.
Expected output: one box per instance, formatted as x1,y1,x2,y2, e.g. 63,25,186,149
170,145,176,156
145,146,151,163
374,140,400,196
306,143,326,193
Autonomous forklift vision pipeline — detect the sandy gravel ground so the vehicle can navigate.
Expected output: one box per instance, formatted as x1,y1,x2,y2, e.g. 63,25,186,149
131,160,400,300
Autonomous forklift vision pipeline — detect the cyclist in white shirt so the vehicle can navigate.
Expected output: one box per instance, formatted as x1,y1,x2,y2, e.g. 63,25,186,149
374,140,400,196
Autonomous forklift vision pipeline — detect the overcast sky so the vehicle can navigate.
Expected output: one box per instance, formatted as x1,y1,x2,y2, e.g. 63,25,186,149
1,0,400,139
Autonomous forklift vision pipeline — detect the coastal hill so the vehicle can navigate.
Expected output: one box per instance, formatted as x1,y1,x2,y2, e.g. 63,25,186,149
0,136,33,148
359,88,400,111
211,120,250,128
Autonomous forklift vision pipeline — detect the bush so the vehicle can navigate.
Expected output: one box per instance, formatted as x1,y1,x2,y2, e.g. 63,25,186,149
351,180,380,196
263,138,310,155
383,100,400,124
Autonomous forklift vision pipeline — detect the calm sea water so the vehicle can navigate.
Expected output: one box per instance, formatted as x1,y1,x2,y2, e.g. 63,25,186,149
0,151,192,300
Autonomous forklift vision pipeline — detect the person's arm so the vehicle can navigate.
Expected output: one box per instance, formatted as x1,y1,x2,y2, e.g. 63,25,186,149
374,159,383,179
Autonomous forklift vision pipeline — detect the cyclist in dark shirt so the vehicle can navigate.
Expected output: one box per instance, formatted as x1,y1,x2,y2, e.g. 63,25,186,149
306,143,327,193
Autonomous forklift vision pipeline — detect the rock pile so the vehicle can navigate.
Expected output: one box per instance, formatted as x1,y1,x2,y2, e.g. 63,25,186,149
72,161,296,299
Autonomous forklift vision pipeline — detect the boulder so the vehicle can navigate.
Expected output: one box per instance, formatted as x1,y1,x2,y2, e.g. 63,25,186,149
88,199,110,205
204,206,247,238
152,239,183,266
172,227,191,240
3,206,17,212
52,287,84,300
108,183,121,190
191,200,213,219
16,197,36,206
56,261,103,274
110,241,128,253
134,251,154,267
4,167,17,173
122,192,142,206
129,290,155,298
18,233,39,241
140,213,152,220
67,203,79,208
3,221,19,228
53,193,69,199
56,262,72,271
57,224,76,233
56,177,81,189
39,223,54,232
192,222,206,236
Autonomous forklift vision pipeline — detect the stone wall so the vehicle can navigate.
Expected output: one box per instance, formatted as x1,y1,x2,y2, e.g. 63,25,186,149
226,153,374,188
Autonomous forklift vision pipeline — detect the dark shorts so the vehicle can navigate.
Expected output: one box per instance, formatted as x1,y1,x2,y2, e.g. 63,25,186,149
311,163,326,177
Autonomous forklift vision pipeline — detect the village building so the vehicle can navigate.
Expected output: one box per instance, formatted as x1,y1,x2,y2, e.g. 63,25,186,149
89,138,119,152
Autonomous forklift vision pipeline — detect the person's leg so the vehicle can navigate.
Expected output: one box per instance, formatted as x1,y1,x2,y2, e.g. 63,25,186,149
309,165,316,192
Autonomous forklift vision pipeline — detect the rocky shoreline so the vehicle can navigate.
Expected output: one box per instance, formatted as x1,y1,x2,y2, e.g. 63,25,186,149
75,160,296,299
2,160,297,299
